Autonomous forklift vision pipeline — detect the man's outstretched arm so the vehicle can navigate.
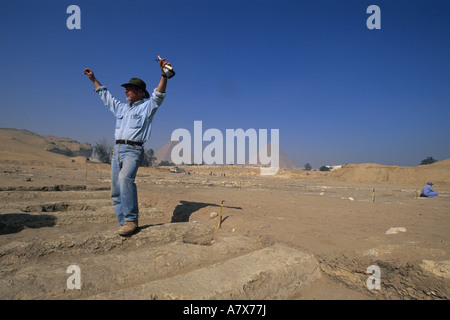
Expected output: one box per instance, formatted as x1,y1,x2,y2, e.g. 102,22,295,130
84,68,102,89
156,58,170,93
83,68,124,114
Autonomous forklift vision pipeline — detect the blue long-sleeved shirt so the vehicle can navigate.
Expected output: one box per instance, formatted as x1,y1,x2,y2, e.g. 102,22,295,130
422,185,438,198
95,86,165,143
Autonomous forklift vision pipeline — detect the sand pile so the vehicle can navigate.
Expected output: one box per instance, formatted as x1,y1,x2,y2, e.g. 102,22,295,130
0,128,93,167
331,160,450,185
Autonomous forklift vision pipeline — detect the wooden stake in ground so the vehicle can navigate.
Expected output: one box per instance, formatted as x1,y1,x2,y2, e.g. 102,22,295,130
217,200,225,230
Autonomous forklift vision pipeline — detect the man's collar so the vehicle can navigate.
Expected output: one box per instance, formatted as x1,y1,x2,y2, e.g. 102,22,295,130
129,99,145,108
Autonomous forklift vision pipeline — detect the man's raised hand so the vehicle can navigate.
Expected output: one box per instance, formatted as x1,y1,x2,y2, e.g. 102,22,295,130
84,68,95,80
84,68,102,89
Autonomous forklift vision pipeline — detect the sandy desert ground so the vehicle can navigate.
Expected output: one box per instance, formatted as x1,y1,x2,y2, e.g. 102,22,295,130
0,129,449,300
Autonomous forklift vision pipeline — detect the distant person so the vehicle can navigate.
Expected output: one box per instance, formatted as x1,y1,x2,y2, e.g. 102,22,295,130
421,182,438,198
83,57,172,236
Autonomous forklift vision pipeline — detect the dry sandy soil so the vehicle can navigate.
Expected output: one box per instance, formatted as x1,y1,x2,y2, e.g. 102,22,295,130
0,130,449,300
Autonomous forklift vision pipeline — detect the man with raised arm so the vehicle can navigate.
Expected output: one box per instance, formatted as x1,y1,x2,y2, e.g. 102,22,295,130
84,57,172,236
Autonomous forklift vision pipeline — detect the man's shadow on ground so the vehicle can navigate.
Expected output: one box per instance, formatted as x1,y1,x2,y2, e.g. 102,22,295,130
170,200,242,223
136,201,242,234
0,213,57,235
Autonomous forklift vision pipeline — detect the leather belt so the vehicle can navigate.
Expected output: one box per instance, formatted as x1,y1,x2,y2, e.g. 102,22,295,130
115,140,143,146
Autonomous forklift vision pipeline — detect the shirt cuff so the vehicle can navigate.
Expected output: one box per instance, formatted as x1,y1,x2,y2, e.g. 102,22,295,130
94,86,107,92
153,88,166,98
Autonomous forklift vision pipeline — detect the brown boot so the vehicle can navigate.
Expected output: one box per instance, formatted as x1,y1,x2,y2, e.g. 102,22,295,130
118,221,138,236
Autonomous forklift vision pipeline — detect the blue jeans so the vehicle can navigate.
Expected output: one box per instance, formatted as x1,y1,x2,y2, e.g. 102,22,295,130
111,144,143,226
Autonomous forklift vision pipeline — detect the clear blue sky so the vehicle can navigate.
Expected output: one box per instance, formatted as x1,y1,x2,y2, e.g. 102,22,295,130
0,0,449,168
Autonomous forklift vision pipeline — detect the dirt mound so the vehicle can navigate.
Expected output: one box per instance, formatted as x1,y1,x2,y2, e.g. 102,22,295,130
0,128,94,167
331,160,450,186
43,135,92,158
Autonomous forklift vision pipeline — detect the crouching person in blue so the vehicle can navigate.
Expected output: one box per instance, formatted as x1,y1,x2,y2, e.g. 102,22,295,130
84,58,172,236
421,182,438,198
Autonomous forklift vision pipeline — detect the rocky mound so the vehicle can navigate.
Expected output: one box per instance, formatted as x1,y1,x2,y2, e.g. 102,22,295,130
331,159,450,185
43,135,92,157
0,128,93,166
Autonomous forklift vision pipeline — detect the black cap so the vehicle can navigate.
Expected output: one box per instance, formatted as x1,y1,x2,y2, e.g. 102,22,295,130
121,78,150,99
